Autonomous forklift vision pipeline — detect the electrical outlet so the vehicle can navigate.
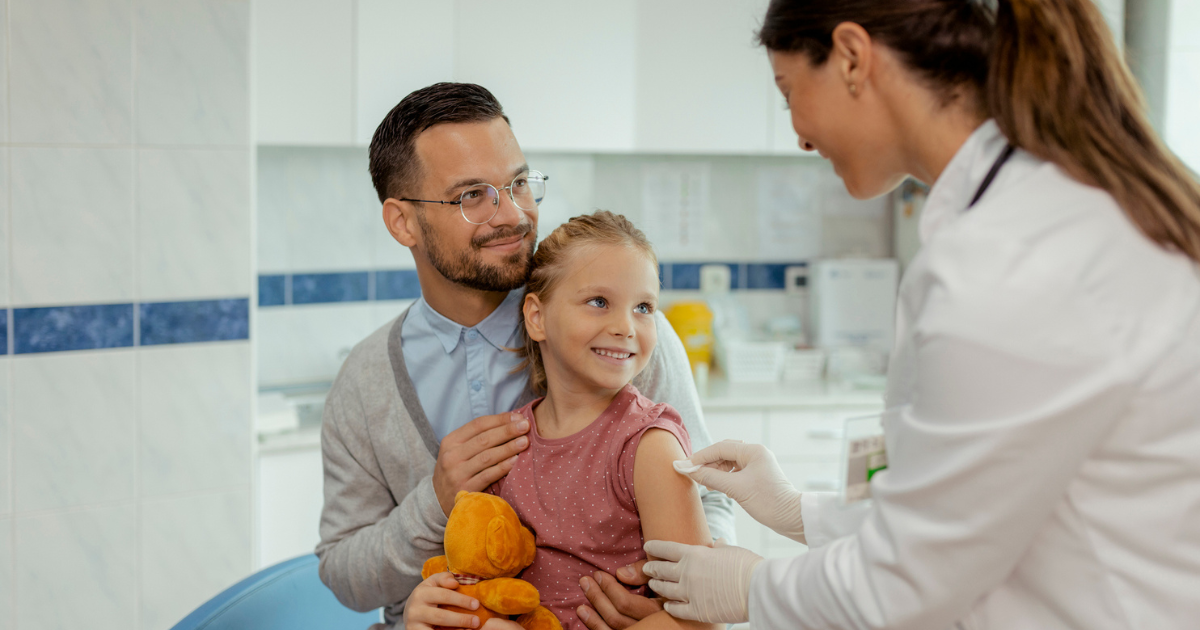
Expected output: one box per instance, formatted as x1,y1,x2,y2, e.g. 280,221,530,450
700,264,732,293
785,265,808,294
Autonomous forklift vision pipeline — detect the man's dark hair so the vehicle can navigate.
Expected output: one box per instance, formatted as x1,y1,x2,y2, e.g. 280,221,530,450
368,82,509,203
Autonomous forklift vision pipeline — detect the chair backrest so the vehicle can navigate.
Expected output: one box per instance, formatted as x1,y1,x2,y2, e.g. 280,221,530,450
171,554,382,630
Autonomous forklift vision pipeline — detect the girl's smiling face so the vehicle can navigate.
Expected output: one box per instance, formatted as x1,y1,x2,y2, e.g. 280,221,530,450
523,242,659,394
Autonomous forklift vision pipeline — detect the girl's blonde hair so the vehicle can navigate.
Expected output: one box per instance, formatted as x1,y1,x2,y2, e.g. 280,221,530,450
514,211,658,396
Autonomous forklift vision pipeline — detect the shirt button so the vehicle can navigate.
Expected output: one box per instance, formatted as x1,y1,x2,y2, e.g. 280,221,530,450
467,329,479,341
471,380,483,392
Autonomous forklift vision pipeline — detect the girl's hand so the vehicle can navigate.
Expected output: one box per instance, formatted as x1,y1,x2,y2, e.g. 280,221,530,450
404,573,481,630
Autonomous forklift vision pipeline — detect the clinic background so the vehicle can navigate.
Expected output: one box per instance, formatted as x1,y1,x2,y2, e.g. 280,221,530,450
0,1,1192,629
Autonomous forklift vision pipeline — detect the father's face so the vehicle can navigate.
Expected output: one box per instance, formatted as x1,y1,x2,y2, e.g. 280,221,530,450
409,117,537,293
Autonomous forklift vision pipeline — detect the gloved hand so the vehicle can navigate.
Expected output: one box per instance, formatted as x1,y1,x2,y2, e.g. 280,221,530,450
673,440,805,542
642,539,763,624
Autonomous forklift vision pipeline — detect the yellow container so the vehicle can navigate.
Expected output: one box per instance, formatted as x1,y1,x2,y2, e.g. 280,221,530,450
665,301,714,370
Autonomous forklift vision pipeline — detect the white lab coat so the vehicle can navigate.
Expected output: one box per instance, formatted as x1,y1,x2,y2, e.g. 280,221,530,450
749,121,1200,630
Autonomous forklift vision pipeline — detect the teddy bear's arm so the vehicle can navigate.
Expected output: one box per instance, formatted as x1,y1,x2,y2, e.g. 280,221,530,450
421,555,449,580
517,605,563,630
472,577,541,615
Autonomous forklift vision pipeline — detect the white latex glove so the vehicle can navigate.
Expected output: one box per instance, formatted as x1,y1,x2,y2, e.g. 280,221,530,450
673,440,805,542
642,538,763,624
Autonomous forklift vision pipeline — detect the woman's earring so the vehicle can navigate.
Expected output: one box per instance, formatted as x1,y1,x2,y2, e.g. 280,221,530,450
849,84,857,95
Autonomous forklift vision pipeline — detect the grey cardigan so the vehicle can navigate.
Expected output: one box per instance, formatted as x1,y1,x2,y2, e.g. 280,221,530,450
316,306,735,624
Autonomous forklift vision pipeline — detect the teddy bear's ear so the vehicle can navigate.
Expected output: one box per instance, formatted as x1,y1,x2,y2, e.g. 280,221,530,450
455,491,469,504
486,516,521,573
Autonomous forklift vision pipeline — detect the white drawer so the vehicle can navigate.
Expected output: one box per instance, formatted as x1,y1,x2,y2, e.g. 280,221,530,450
768,407,882,460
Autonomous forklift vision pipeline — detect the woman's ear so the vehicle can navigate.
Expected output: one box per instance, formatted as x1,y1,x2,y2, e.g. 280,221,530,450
829,21,873,91
383,198,420,248
523,293,548,343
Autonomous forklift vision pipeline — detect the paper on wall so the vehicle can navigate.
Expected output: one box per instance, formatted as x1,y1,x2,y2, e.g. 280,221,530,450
757,167,821,260
641,163,709,258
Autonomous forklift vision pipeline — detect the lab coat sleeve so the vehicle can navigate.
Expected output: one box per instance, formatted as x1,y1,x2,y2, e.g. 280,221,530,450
635,310,738,543
749,235,1135,630
800,492,870,549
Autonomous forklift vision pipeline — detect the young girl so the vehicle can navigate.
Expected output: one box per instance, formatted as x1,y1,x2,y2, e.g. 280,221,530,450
490,211,716,630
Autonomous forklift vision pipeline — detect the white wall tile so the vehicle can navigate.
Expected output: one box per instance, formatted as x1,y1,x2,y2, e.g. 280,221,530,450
16,504,137,630
456,0,637,152
372,228,417,270
13,352,136,512
139,343,251,497
141,490,251,630
135,0,250,145
355,0,455,145
9,0,132,144
0,518,10,630
370,300,414,332
0,1,8,144
0,149,8,307
523,153,596,241
138,149,251,301
0,361,9,517
257,147,377,272
11,148,134,306
257,303,376,386
1165,49,1200,173
254,0,354,145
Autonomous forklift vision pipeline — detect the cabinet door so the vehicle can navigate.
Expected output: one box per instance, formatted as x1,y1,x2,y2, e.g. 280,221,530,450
355,0,456,145
633,0,772,153
255,0,355,145
257,446,326,569
454,0,638,152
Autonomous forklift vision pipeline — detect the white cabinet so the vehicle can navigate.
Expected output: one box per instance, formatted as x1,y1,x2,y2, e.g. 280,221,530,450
633,0,773,153
254,0,356,145
255,0,786,153
256,442,326,569
355,0,456,145
455,0,638,152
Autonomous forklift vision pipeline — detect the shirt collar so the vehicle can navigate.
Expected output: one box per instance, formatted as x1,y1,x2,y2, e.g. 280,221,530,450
920,119,1012,244
417,288,524,354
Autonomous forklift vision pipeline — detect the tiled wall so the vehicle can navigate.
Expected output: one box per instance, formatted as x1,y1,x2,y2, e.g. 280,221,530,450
1,2,253,629
256,148,889,387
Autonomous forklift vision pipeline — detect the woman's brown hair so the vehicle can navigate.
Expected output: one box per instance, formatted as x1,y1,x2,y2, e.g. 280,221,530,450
759,0,1200,262
513,211,658,396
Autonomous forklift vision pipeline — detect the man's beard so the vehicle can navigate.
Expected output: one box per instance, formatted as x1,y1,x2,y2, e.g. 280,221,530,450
417,213,535,293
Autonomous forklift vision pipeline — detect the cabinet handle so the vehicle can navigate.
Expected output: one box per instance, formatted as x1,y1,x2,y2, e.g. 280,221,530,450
806,428,843,440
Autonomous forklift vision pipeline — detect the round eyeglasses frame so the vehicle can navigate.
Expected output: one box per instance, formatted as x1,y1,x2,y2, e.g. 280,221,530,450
398,170,549,225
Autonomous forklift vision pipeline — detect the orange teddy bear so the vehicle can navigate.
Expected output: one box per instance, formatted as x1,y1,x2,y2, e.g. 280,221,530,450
421,491,562,630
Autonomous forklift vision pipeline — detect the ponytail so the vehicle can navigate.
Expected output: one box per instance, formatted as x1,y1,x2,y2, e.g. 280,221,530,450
988,0,1200,261
758,0,1200,262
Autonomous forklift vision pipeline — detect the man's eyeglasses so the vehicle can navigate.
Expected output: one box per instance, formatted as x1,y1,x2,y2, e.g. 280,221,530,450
398,170,549,225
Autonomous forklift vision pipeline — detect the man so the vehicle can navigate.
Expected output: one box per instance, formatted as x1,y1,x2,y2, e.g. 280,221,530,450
316,82,734,630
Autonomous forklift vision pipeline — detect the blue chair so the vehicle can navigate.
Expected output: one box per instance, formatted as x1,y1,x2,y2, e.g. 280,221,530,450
171,554,382,630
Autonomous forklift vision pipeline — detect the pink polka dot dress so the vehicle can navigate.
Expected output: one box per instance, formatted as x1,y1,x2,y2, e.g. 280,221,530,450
488,384,692,630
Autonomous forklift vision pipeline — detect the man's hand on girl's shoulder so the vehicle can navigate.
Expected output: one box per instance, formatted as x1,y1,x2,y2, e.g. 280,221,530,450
433,412,531,516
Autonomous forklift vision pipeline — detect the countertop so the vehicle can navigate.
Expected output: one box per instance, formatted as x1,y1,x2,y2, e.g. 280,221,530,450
257,376,885,453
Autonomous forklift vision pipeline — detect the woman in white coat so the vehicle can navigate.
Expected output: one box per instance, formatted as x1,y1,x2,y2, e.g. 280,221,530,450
641,0,1200,628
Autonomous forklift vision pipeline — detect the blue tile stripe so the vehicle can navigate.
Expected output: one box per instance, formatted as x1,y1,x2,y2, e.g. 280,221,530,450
140,299,250,346
7,298,249,355
256,264,807,308
259,269,421,306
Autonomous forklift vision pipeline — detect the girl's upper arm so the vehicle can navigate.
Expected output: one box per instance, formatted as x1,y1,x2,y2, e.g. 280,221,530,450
633,428,711,552
632,429,717,630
